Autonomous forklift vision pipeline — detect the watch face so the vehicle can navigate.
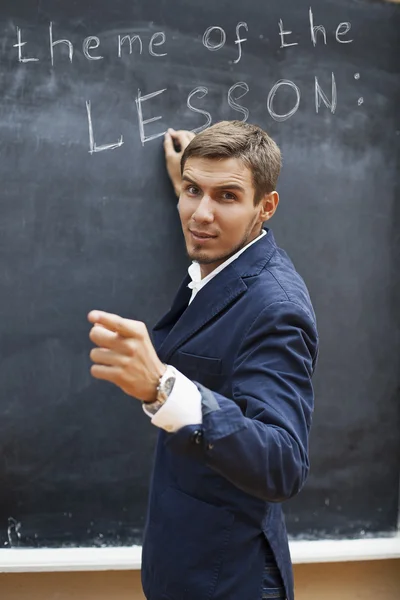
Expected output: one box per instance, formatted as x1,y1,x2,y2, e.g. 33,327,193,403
164,376,175,396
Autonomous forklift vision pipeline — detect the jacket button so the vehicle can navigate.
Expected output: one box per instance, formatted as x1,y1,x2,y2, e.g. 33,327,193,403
192,430,203,444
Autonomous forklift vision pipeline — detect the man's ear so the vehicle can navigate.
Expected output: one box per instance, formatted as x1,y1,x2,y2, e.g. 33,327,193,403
258,191,279,222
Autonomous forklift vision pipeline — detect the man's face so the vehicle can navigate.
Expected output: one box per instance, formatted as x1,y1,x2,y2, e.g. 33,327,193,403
178,157,269,278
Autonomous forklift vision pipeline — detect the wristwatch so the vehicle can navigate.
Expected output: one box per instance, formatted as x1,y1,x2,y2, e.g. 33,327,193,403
142,365,177,416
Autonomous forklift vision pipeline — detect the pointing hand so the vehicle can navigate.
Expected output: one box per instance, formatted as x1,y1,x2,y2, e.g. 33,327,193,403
88,310,166,403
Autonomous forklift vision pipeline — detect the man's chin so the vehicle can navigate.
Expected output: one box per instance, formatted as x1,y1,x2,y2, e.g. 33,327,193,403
187,250,214,265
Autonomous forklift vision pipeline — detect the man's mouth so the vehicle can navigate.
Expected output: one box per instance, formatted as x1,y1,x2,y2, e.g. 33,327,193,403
189,229,217,240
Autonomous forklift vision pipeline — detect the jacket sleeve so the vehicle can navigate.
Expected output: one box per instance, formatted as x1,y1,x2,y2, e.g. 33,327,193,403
164,300,319,503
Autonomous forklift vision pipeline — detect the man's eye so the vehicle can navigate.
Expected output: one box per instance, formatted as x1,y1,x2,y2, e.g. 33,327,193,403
221,192,236,201
187,186,199,195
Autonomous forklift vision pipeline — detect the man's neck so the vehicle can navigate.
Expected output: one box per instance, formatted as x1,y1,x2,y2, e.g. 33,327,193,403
199,228,265,279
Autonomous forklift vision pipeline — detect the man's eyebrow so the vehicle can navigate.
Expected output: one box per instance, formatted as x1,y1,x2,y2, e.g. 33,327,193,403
213,183,245,192
181,175,245,192
181,175,198,185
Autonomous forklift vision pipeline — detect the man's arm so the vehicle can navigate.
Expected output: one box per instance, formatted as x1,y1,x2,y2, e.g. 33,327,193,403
87,301,317,503
164,301,318,503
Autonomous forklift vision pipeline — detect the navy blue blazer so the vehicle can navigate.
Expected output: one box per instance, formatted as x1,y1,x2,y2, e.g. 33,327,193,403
142,229,318,600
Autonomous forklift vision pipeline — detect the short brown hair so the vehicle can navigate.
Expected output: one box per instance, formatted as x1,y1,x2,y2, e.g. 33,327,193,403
181,120,282,204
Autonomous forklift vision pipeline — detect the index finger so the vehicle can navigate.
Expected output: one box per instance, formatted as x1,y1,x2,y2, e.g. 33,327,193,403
88,310,137,338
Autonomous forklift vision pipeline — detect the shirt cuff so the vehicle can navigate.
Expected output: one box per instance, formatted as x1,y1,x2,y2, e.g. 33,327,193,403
142,367,202,433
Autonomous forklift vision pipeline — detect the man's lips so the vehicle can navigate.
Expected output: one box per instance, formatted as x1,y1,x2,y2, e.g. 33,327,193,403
189,230,217,240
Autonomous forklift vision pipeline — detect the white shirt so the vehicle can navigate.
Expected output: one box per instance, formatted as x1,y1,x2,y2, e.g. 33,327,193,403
143,230,267,432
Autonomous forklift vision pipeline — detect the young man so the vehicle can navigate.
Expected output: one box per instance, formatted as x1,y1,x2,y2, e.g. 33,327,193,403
88,121,318,600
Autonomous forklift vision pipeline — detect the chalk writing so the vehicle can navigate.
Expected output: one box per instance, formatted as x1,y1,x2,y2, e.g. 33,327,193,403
7,518,22,548
149,32,167,57
10,5,362,152
86,101,124,153
49,22,73,65
14,27,39,63
136,88,168,145
187,87,212,134
315,73,337,114
228,82,250,122
278,19,298,49
336,22,353,44
82,36,103,61
309,8,327,46
118,34,143,57
234,22,248,63
202,26,226,51
267,80,301,122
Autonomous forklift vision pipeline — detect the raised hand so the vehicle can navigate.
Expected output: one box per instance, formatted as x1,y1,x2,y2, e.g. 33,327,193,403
163,128,196,197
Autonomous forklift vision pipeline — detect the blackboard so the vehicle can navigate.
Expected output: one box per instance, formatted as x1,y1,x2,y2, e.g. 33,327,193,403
0,0,399,548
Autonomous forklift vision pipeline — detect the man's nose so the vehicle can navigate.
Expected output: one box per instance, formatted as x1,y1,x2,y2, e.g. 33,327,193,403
192,196,214,222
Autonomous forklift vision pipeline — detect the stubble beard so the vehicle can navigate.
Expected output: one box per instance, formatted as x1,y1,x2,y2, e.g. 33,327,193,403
186,218,260,266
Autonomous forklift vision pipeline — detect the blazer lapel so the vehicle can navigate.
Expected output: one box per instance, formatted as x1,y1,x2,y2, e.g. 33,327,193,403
157,265,248,362
152,274,192,354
